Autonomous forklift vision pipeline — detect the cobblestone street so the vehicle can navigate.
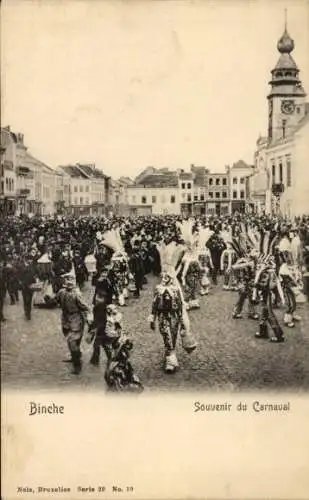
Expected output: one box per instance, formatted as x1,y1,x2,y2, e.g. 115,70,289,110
2,276,309,392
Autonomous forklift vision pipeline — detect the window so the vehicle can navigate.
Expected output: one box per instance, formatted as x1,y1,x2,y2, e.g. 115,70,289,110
152,195,156,204
233,190,237,199
279,162,283,183
222,191,227,198
233,177,237,184
79,185,83,192
286,157,292,187
216,178,220,186
181,183,185,189
187,183,191,189
222,178,227,185
74,186,78,192
200,194,205,201
141,196,147,204
182,193,186,200
86,186,89,192
171,195,175,203
194,194,198,201
187,194,192,202
240,190,245,199
80,197,83,204
209,178,213,186
240,177,245,184
272,162,276,181
215,192,220,198
209,192,213,199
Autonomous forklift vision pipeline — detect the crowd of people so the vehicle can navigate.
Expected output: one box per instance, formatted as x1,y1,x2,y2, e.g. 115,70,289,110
1,212,309,390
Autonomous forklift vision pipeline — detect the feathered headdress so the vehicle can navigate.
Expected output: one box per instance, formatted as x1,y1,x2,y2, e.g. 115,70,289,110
101,228,125,254
176,219,198,250
196,227,214,252
157,241,185,278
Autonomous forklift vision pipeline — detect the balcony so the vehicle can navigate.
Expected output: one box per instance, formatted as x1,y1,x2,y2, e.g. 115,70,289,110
272,183,285,195
16,166,34,178
17,188,30,197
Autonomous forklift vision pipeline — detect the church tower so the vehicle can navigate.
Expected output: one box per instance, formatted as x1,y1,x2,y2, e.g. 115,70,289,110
267,12,307,142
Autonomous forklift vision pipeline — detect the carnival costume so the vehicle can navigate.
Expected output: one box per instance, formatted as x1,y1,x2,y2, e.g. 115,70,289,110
148,241,197,373
252,231,285,343
196,227,214,296
103,304,143,392
231,228,260,320
220,228,237,291
176,219,201,310
278,235,304,327
100,229,130,307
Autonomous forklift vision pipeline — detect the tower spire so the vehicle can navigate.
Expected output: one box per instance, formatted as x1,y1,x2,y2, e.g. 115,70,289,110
284,8,287,30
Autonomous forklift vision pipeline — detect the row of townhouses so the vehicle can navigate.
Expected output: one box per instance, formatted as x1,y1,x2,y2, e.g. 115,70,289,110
1,23,308,218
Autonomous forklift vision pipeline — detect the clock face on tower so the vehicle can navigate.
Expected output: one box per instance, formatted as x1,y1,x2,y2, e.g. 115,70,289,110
281,100,295,115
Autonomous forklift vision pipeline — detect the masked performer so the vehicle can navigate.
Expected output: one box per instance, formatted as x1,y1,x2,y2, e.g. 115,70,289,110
231,228,260,320
252,231,285,343
148,241,197,373
220,228,237,291
176,219,201,310
196,227,214,296
278,233,303,328
104,305,143,392
101,229,130,307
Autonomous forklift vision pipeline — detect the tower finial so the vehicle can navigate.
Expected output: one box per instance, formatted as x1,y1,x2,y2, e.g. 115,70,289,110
284,8,287,30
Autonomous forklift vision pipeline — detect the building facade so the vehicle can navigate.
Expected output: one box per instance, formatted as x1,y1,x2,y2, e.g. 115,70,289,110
59,163,110,216
0,127,17,216
253,22,309,217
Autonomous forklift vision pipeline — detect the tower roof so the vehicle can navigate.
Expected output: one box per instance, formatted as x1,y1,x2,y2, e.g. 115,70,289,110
277,27,295,54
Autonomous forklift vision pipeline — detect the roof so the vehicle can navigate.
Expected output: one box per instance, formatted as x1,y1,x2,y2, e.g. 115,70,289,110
273,53,298,71
76,164,109,179
136,173,178,187
231,160,254,170
60,165,88,178
179,172,193,180
23,152,54,172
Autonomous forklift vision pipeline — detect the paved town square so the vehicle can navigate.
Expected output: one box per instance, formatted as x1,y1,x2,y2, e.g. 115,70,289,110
2,273,309,392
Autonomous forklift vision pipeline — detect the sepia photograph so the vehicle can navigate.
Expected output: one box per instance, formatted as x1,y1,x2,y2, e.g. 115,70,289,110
1,0,309,498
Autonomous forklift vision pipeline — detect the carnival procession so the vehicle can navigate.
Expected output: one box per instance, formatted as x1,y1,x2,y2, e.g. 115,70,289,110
1,212,309,392
2,6,309,392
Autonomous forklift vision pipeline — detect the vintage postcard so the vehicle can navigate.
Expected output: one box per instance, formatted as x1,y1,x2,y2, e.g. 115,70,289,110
1,0,309,498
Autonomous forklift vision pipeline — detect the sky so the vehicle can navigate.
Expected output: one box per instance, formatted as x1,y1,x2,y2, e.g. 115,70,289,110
2,0,309,179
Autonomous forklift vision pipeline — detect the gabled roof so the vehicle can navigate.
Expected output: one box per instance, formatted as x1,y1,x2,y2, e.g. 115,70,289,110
59,165,88,178
231,160,254,170
23,152,54,172
136,173,178,187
